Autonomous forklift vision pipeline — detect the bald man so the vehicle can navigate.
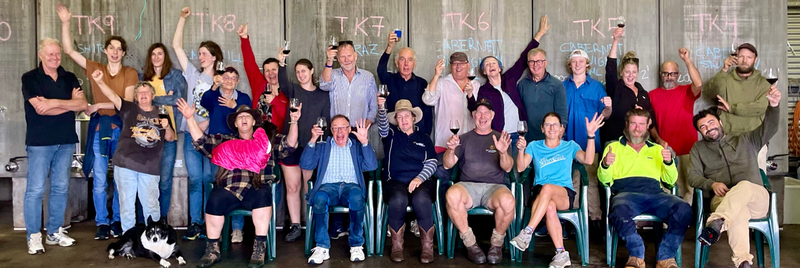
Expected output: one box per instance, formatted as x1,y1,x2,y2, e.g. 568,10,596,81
377,32,433,136
649,47,703,202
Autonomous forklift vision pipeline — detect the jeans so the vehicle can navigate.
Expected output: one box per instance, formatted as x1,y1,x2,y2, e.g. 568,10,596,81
24,145,73,239
159,139,177,218
311,182,365,249
184,136,216,225
115,166,160,232
92,129,120,226
609,191,692,260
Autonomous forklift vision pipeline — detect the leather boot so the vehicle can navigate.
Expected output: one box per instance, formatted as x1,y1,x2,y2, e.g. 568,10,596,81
197,241,222,267
389,224,405,262
625,256,645,268
419,226,435,263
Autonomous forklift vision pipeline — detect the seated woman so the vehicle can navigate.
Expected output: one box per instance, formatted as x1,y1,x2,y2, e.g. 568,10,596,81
176,99,299,268
377,98,437,263
510,112,603,268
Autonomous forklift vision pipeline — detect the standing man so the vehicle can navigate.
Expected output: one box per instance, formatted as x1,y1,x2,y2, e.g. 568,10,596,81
689,87,781,268
563,49,612,221
22,38,86,254
321,41,378,127
377,32,432,136
704,43,774,170
58,4,137,239
650,47,703,202
517,48,568,142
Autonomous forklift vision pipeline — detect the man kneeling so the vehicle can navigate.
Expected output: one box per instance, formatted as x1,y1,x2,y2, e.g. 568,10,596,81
444,101,515,264
599,109,691,268
689,86,781,268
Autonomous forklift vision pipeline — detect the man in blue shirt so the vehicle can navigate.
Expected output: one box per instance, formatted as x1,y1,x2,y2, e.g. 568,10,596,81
377,32,432,136
301,115,378,265
563,49,612,221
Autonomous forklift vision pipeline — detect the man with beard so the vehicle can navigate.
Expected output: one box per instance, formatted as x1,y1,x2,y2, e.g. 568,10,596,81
704,43,775,171
598,109,691,268
649,47,703,202
688,86,781,268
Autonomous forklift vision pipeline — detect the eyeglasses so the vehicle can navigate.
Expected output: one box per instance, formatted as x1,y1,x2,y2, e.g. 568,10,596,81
660,72,679,77
543,123,562,129
527,59,547,66
451,62,468,67
222,76,238,81
331,126,350,132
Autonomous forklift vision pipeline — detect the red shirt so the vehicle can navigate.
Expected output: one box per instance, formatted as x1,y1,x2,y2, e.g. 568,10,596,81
649,84,700,155
241,36,288,133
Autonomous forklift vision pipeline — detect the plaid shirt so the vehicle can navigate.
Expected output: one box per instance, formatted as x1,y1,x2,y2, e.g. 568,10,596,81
193,131,294,200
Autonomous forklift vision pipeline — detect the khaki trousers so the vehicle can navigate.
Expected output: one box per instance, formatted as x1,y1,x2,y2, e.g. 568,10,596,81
708,180,769,267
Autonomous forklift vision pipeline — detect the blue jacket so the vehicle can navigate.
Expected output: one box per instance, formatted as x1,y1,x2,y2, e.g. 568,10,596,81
82,114,122,178
300,136,378,201
139,68,188,132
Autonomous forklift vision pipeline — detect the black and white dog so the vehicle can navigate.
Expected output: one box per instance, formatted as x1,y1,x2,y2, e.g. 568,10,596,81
107,216,186,267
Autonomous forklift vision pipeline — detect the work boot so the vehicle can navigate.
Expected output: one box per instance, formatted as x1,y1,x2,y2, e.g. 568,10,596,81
419,226,435,263
699,218,724,246
486,229,505,264
197,241,222,267
465,244,486,264
248,240,267,268
625,256,645,268
389,224,405,262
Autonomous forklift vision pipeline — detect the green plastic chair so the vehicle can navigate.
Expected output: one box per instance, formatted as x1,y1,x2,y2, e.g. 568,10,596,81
219,166,280,261
303,172,375,257
694,169,779,268
514,163,589,266
605,182,683,267
374,176,445,256
445,165,521,262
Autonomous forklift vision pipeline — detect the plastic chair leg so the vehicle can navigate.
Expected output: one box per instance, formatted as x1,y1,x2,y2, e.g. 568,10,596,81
304,207,314,256
221,215,231,252
755,231,765,267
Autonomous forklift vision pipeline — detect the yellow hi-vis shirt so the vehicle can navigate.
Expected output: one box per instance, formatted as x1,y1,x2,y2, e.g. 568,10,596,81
598,137,677,190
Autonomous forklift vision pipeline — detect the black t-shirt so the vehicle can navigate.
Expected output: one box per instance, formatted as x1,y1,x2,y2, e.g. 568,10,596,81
113,100,165,175
21,64,81,146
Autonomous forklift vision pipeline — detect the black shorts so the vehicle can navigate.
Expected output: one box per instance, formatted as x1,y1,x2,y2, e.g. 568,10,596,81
531,184,576,210
205,185,273,216
279,146,304,166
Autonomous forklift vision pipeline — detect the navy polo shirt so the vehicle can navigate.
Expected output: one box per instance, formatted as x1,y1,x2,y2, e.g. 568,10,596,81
381,125,437,184
21,63,81,146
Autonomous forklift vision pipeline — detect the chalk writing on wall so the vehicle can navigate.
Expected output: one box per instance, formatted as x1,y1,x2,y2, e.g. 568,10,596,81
71,14,114,35
191,12,236,35
0,18,10,41
335,16,386,36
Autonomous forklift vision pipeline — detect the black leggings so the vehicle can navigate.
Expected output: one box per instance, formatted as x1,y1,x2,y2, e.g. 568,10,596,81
383,179,435,231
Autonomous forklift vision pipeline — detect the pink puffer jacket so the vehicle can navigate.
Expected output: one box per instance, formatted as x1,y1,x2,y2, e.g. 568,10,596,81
211,128,272,173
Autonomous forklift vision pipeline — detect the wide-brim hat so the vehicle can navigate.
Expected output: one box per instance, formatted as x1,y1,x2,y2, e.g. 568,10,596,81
387,99,423,125
227,105,263,131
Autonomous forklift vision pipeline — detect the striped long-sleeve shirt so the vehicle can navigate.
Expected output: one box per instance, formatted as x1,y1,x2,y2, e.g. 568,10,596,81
320,68,378,125
378,109,438,183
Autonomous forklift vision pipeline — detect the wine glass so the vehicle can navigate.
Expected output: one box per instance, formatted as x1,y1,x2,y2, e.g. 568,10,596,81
730,42,738,57
283,40,291,55
158,106,170,130
617,16,626,28
329,36,338,62
378,84,388,98
215,61,225,75
289,98,300,113
468,68,477,80
316,116,328,143
517,121,528,137
449,119,460,135
264,83,272,95
766,68,778,85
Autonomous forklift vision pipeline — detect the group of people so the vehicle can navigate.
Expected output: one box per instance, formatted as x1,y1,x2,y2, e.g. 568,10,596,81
20,5,780,268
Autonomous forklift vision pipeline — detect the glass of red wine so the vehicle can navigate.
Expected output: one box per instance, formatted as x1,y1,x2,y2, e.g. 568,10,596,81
264,83,272,95
289,98,300,113
378,84,388,98
468,67,477,80
517,120,528,137
617,16,626,28
215,61,226,75
766,68,778,85
283,40,291,55
730,42,738,57
317,116,327,143
449,119,460,135
158,106,170,130
329,36,338,62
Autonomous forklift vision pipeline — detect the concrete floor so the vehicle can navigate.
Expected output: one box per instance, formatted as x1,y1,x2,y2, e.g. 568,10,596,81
0,201,794,268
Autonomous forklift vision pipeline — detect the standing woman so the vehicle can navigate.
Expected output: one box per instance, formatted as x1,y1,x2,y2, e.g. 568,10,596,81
376,97,437,263
601,27,661,147
276,48,331,242
172,6,223,240
140,42,187,220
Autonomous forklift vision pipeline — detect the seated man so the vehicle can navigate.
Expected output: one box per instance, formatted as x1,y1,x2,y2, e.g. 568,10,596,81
177,100,299,268
444,100,515,265
598,109,691,268
689,86,781,268
301,115,378,264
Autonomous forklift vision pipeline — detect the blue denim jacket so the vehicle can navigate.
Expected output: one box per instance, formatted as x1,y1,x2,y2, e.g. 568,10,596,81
139,68,188,132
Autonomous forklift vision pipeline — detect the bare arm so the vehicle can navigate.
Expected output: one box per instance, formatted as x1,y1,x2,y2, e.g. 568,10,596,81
172,7,192,71
533,15,550,42
321,47,336,84
29,88,88,115
123,86,135,102
56,4,86,69
89,70,122,110
678,47,703,96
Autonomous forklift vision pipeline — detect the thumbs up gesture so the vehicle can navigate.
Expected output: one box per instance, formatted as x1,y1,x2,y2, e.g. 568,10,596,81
604,146,616,166
661,142,672,163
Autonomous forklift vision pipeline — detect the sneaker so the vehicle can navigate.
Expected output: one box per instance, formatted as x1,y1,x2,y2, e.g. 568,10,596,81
285,224,302,242
45,227,75,247
410,220,420,237
110,222,123,238
549,251,571,268
330,227,349,240
350,246,365,262
183,223,202,240
232,229,244,243
510,228,533,251
307,247,330,264
95,225,110,240
27,232,45,255
699,218,724,246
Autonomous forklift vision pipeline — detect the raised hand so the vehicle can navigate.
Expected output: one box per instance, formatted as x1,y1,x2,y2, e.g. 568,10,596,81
536,15,551,37
352,119,371,145
446,134,460,150
602,96,612,107
612,27,624,41
585,113,605,135
661,142,672,162
434,59,445,77
326,46,338,62
310,125,324,143
723,56,737,73
176,98,195,119
493,131,511,154
212,75,222,90
516,135,527,151
289,103,302,122
604,146,616,166
180,6,191,18
678,47,690,61
56,4,72,23
91,70,104,82
387,32,398,47
377,94,387,109
464,80,474,97
278,46,287,64
237,23,248,38
766,84,781,107
716,95,730,112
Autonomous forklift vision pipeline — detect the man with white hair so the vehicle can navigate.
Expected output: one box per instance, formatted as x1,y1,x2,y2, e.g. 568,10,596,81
377,32,433,136
21,38,87,254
